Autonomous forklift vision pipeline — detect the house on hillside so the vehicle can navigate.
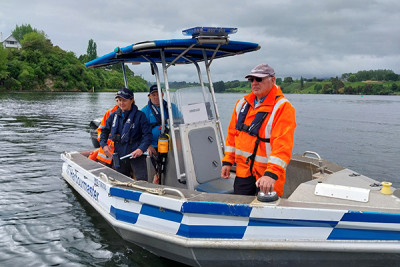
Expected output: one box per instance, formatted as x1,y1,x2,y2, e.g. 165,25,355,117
2,34,22,49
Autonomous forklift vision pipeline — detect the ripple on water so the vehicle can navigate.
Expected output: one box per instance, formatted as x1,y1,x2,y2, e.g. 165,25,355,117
1,92,399,266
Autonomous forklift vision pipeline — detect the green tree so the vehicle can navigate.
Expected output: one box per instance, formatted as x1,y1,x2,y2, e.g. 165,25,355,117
385,72,398,81
344,86,355,94
331,77,344,93
276,77,282,85
4,77,21,90
0,46,8,80
21,31,52,53
314,84,322,93
283,77,293,83
322,84,333,94
362,84,373,95
300,76,304,89
213,81,225,92
6,59,22,80
355,69,395,81
87,39,97,61
347,74,357,82
18,65,35,89
225,80,240,89
12,24,38,42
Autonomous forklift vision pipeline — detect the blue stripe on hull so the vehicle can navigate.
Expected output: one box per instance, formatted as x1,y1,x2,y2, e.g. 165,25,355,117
140,204,183,223
328,228,400,240
109,187,142,201
342,211,400,223
110,206,139,224
182,201,252,217
177,224,246,238
249,218,338,228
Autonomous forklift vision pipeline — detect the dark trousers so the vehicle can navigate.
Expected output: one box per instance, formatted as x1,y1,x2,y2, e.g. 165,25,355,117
115,155,148,181
234,176,257,195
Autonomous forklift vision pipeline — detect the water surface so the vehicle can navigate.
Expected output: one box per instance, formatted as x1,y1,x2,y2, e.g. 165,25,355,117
0,92,399,266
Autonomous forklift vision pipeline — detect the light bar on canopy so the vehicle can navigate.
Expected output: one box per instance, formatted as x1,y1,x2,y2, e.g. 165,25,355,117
182,27,238,37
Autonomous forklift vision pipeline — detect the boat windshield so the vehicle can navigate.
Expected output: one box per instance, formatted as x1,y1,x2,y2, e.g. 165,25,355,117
170,86,216,126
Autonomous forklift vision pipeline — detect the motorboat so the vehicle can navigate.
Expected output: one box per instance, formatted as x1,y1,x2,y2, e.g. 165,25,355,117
61,27,400,266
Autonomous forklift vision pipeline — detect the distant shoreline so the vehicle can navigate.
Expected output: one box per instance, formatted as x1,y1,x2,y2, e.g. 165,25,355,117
1,89,399,96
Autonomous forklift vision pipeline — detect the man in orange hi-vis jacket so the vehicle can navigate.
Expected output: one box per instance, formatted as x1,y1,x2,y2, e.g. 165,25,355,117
221,64,296,196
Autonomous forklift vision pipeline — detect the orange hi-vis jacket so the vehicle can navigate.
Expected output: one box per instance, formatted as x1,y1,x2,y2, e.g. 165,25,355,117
95,104,119,165
222,85,296,196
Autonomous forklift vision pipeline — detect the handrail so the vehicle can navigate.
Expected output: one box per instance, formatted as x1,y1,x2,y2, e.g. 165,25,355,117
121,62,128,88
142,56,166,134
203,50,225,153
303,151,325,174
160,49,185,184
162,188,186,200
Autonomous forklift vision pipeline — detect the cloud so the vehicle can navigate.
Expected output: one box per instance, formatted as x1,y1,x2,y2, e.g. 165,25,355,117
1,0,399,82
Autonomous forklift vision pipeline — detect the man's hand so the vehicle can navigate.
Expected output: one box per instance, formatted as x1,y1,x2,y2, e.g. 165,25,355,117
221,165,231,179
147,145,157,157
256,175,276,194
131,148,144,158
103,145,113,158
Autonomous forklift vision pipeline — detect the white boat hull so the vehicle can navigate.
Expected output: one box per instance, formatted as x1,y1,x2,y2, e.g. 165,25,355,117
61,151,400,266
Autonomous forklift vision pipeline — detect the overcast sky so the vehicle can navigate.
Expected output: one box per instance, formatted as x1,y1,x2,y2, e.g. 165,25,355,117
1,0,399,82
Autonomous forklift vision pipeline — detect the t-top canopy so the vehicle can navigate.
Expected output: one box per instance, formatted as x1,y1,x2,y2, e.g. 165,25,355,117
85,27,260,68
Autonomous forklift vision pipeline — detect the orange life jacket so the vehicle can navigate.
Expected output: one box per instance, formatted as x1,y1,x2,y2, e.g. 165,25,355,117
222,85,296,196
88,150,98,160
95,105,119,165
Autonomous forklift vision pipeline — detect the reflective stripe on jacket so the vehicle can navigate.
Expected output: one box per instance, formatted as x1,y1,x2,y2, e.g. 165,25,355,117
96,105,119,164
222,85,296,196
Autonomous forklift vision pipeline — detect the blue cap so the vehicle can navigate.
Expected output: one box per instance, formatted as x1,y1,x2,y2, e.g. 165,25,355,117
115,88,133,99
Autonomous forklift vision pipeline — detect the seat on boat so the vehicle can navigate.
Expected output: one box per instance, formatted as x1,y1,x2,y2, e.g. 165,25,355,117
195,177,234,194
180,122,234,194
190,127,234,194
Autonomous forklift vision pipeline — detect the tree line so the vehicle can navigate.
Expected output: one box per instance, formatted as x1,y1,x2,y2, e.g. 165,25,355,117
0,24,148,92
1,24,399,95
281,73,400,95
212,71,400,95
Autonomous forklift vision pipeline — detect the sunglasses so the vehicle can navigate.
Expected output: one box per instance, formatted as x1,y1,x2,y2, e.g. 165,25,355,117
248,77,264,83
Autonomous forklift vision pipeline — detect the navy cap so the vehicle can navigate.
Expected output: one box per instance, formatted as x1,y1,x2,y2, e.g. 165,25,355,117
148,85,158,96
115,88,133,99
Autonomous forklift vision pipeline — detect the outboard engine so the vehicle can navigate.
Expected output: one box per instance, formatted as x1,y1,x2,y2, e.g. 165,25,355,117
89,118,101,148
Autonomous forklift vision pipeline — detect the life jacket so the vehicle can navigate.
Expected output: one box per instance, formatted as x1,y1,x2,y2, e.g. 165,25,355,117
88,149,99,160
96,105,118,165
96,139,114,165
148,99,169,131
235,101,269,138
234,96,283,178
110,106,138,144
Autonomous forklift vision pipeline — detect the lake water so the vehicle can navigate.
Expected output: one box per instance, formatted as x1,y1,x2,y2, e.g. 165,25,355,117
0,92,399,266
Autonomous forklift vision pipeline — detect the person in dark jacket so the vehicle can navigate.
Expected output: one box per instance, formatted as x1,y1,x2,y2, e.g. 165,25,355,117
100,88,152,180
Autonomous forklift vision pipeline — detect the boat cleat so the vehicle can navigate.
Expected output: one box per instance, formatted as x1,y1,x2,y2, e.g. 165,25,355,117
257,191,279,202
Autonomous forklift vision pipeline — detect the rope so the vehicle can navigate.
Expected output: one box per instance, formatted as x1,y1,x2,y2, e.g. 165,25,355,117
108,179,165,195
99,172,186,199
